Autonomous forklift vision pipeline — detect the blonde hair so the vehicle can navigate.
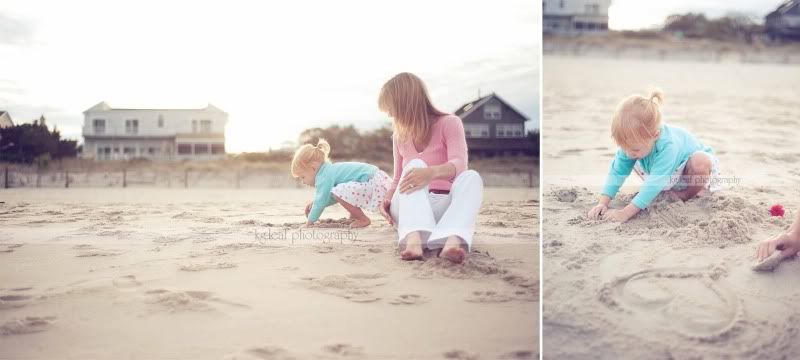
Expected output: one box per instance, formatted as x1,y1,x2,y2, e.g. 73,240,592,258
611,89,664,148
378,72,447,143
291,139,330,177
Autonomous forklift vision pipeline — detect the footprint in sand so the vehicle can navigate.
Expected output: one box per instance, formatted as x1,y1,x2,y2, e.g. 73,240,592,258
389,294,428,305
73,244,124,257
465,290,512,303
323,343,364,357
443,350,480,360
498,350,536,359
143,289,249,313
0,243,24,253
598,267,741,340
112,275,141,288
340,253,370,265
0,293,34,310
0,316,56,336
299,273,386,303
225,346,297,360
179,262,237,272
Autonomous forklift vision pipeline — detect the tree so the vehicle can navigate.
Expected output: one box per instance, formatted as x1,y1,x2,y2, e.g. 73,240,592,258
0,115,80,163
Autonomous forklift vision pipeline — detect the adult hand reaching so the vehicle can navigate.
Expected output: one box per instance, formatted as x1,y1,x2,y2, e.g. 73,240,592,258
755,231,800,262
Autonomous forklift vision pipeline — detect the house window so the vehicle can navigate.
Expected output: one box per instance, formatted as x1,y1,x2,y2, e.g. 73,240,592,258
192,120,198,133
158,114,164,128
496,124,524,138
464,124,490,138
211,143,225,154
194,144,209,155
559,0,564,9
125,119,139,135
483,104,502,120
575,22,584,30
123,147,136,155
148,147,156,155
93,119,106,134
585,4,599,14
178,144,192,155
97,147,111,160
200,120,212,133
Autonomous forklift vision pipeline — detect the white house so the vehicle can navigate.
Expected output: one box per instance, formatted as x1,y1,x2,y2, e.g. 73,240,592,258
543,0,612,35
81,102,228,161
0,111,13,128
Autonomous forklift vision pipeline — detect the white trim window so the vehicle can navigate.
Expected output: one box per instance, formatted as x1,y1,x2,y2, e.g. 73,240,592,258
496,124,524,138
483,104,502,120
125,119,139,135
192,120,198,133
200,120,212,133
464,124,490,138
157,114,164,128
93,119,106,134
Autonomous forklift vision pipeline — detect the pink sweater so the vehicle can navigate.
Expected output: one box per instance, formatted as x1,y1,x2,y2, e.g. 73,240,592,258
387,114,469,198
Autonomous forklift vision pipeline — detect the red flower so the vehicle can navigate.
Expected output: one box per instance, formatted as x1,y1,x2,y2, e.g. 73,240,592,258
770,204,785,217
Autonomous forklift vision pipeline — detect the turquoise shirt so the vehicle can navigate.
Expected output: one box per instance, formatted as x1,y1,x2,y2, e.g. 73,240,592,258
308,161,378,222
601,124,712,209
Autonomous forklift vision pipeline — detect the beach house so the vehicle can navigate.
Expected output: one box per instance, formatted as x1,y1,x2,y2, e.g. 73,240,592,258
543,0,611,35
81,102,228,161
454,93,534,157
0,111,13,128
766,0,800,41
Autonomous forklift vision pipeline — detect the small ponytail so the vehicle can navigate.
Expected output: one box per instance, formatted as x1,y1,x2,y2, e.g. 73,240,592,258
290,138,332,177
315,139,330,158
648,89,664,106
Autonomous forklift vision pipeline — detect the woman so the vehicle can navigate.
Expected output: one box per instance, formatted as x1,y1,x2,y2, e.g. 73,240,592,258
377,72,484,264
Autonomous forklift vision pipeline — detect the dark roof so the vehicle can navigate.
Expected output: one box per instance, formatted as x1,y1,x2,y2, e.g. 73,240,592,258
771,0,799,15
454,95,490,116
454,93,530,121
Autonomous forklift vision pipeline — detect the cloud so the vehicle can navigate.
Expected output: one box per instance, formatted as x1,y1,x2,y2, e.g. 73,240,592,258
0,13,34,46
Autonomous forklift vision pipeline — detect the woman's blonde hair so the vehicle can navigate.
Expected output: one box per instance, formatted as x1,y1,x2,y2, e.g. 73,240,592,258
290,139,330,177
611,89,664,148
378,72,447,143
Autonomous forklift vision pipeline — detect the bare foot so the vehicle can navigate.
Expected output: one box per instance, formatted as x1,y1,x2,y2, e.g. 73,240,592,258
349,217,371,228
400,233,424,261
439,236,467,264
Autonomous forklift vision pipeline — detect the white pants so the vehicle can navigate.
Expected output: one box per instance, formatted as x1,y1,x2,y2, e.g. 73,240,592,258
390,159,483,251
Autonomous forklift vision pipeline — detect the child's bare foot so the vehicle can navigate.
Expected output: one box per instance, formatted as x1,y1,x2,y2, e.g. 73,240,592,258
349,217,370,228
439,236,467,264
400,232,424,261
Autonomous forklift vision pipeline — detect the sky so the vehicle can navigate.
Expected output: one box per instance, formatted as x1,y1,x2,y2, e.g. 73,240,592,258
0,0,540,153
609,0,789,30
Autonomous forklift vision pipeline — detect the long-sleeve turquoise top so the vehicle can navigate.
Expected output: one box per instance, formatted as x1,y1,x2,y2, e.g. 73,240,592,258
308,161,378,222
601,124,712,209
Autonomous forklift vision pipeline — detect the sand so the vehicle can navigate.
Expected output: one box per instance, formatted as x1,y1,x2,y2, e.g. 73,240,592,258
543,55,800,359
0,187,538,359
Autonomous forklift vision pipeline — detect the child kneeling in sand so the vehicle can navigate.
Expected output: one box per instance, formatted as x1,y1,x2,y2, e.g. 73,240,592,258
587,89,720,223
291,139,391,228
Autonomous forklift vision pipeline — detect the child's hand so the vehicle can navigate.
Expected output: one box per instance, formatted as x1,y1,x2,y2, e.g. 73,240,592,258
587,203,608,220
755,231,800,262
379,199,394,226
303,220,314,228
304,202,313,218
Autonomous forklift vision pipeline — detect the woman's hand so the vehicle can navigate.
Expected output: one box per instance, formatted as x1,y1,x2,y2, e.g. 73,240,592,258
587,203,608,220
399,168,434,194
304,201,313,218
379,198,394,226
756,231,800,262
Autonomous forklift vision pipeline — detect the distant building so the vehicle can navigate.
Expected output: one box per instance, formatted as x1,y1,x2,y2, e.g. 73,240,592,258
454,93,534,157
0,111,13,128
82,102,227,161
543,0,611,35
767,0,800,41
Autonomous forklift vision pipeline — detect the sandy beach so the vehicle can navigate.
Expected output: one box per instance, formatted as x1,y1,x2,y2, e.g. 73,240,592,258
0,187,538,359
542,55,800,359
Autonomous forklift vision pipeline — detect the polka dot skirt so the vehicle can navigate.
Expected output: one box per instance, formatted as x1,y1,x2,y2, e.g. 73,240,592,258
330,170,392,213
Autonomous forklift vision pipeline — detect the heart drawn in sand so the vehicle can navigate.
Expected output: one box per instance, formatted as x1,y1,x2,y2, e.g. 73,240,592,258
599,267,742,341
